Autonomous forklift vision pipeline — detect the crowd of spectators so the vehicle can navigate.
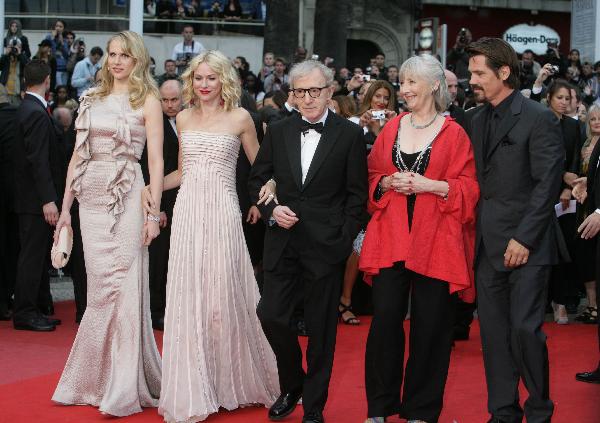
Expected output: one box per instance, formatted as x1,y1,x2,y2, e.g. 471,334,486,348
1,20,599,332
145,0,267,20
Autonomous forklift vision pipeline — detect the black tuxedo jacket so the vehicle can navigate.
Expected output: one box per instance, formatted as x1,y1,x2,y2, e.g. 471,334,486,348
465,91,565,270
249,112,368,270
13,94,66,214
448,104,466,129
561,116,582,175
141,113,180,220
0,103,18,212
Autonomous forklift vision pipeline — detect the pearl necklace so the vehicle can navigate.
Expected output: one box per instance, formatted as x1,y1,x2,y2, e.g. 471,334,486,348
410,112,439,129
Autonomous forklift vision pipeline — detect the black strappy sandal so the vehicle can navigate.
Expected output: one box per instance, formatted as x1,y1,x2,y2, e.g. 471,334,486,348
338,302,360,325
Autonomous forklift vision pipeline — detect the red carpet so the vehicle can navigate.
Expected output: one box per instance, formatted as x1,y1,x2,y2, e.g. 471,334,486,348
1,301,598,422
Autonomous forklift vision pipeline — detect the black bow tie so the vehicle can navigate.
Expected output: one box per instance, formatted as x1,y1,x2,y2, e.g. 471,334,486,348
300,122,324,134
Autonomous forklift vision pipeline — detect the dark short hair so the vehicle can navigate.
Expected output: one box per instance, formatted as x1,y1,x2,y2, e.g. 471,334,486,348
64,30,75,39
466,37,520,89
546,79,573,101
165,59,175,65
90,46,103,56
24,59,51,87
570,85,582,103
522,49,534,56
182,24,194,32
388,65,398,71
274,57,287,66
55,19,66,27
376,52,385,58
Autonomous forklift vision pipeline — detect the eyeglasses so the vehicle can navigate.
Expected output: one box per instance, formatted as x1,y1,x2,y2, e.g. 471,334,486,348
289,86,329,99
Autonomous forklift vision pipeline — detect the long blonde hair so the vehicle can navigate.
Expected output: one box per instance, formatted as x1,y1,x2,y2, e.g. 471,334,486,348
181,50,241,111
92,31,159,109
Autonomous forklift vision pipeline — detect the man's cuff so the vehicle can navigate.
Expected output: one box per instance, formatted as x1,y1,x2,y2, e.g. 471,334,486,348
514,237,533,251
595,209,600,216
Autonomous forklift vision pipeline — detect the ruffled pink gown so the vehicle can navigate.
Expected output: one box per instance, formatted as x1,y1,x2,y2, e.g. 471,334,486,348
52,92,162,416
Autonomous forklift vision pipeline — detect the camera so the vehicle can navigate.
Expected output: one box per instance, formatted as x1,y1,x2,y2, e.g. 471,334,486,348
371,110,386,120
311,54,319,61
550,65,559,74
458,28,469,45
362,74,371,82
9,37,19,55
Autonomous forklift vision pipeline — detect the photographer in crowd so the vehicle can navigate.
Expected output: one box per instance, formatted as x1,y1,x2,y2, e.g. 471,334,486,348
263,56,288,93
44,19,70,86
171,24,205,75
70,46,103,97
519,49,541,90
3,20,31,60
447,27,472,83
0,37,29,106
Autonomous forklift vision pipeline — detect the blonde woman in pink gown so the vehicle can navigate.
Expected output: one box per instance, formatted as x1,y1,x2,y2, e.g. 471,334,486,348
51,31,164,416
143,50,279,423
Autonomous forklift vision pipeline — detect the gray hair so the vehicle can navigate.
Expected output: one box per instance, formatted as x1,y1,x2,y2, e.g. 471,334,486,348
289,60,334,88
399,54,450,112
586,104,600,139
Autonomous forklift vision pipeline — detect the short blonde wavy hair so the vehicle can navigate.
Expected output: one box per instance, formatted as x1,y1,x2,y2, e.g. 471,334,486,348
92,31,159,109
181,50,241,111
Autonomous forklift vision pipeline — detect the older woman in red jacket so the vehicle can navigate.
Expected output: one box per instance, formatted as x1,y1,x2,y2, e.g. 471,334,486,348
359,55,479,423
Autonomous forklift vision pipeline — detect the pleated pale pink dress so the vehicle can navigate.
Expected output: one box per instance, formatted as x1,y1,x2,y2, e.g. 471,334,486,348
159,131,279,423
52,92,162,416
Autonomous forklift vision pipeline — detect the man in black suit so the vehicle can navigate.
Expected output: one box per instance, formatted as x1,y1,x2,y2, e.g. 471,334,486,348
141,79,181,331
465,38,564,423
249,60,368,423
0,84,19,320
574,133,600,383
444,69,466,128
13,60,66,331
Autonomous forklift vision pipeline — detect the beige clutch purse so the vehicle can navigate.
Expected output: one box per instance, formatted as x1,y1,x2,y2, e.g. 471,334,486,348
51,226,73,269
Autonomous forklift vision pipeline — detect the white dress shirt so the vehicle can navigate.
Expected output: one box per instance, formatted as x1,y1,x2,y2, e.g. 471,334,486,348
26,91,47,109
300,110,328,184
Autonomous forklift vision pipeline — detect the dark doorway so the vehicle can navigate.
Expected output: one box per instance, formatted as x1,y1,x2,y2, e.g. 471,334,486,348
346,39,382,71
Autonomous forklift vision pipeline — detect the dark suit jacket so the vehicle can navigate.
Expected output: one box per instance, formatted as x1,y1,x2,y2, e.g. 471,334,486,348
141,114,180,220
13,94,66,215
236,110,264,216
0,103,18,212
248,112,368,270
466,91,565,270
448,104,466,129
587,138,600,215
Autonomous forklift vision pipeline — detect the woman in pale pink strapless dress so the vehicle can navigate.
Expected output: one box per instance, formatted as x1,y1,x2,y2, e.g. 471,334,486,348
144,50,279,423
52,31,165,417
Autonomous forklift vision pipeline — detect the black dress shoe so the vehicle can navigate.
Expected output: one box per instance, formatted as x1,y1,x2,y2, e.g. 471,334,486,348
43,316,62,326
303,411,324,423
0,307,12,321
452,327,470,341
152,317,164,331
575,367,600,384
268,390,302,420
13,317,56,332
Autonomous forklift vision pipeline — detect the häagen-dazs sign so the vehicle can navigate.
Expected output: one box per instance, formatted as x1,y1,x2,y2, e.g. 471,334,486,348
503,24,561,55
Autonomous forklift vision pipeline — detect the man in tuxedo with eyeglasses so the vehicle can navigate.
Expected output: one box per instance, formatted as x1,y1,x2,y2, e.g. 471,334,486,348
249,60,368,423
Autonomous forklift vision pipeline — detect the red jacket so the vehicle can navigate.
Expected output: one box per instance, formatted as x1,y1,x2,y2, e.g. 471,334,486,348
358,113,479,301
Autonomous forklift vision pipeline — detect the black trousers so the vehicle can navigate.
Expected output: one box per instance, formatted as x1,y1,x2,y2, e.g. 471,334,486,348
365,262,455,423
0,209,19,314
70,205,87,321
13,213,53,321
257,236,343,415
476,245,553,423
148,222,171,321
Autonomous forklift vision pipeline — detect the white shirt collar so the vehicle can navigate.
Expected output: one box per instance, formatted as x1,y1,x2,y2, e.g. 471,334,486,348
301,109,329,125
26,91,47,109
